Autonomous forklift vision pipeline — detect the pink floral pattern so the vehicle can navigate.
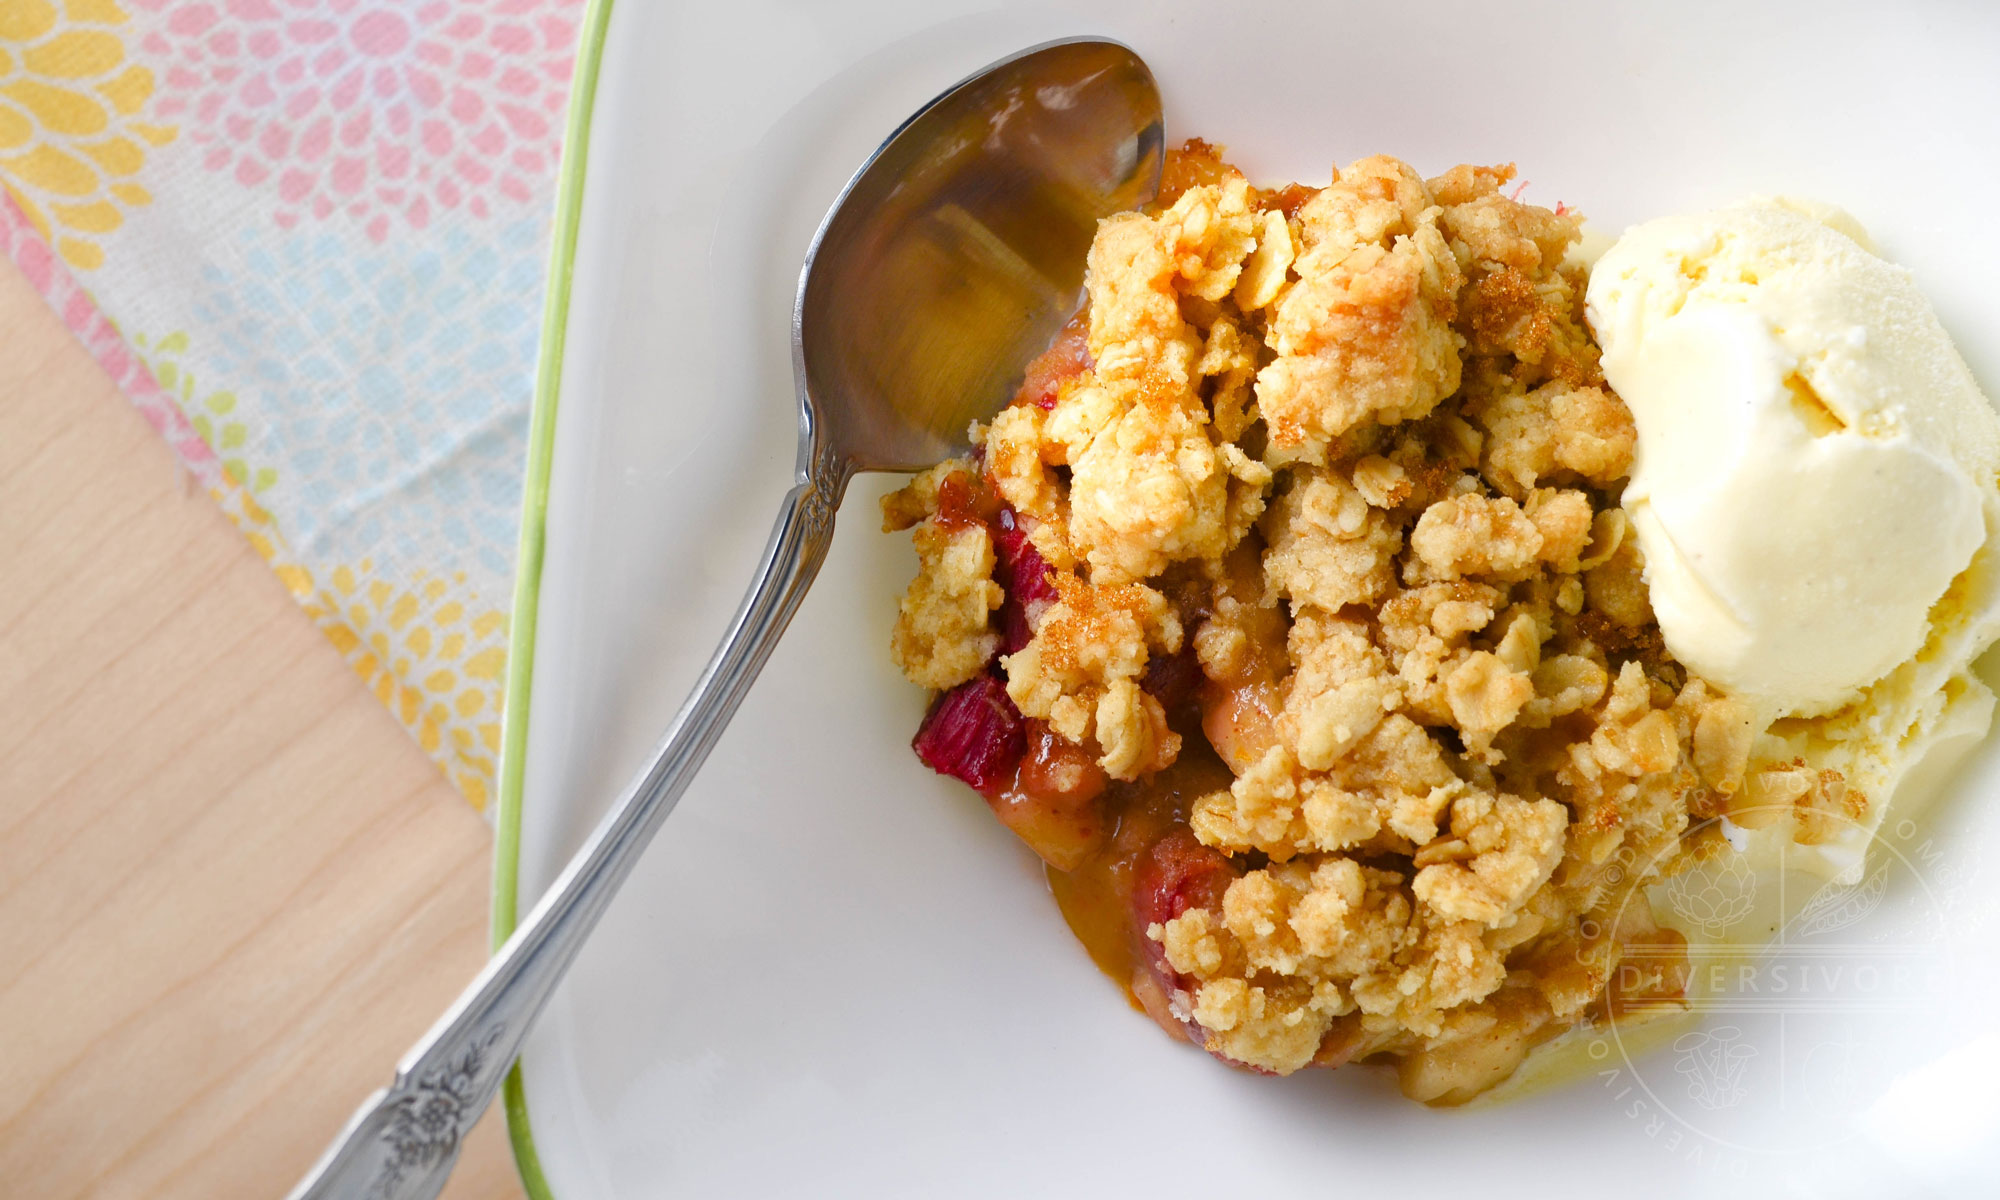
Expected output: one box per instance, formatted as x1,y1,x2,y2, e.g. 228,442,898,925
0,192,217,473
2,0,581,812
133,0,575,242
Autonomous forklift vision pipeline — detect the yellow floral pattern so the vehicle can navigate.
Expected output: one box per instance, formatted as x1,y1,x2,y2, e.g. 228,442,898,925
130,328,278,493
0,0,173,269
131,327,509,810
221,476,510,810
306,562,508,810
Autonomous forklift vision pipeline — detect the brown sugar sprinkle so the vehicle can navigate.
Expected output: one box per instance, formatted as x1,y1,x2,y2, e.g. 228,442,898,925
884,139,1828,1103
1463,267,1552,356
1035,574,1177,678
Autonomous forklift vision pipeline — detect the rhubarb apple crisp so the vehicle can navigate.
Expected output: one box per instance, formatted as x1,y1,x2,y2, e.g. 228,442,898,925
881,142,1759,1104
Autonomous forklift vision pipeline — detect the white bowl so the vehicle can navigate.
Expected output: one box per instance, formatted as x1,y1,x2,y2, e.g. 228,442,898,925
496,1,2000,1195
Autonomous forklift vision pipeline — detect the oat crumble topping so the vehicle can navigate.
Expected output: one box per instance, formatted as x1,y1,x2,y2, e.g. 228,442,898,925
884,142,1791,1103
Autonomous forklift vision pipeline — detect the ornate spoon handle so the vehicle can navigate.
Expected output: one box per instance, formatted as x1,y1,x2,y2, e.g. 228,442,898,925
287,442,849,1200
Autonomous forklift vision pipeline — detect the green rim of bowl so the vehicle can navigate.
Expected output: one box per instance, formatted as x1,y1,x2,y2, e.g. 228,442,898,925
491,0,616,1196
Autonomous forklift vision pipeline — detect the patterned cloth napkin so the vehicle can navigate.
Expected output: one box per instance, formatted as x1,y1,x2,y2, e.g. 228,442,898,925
1,0,584,810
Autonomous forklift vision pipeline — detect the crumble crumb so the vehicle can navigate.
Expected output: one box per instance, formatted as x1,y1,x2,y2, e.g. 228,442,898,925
1261,468,1402,611
1002,574,1182,778
1408,493,1543,582
883,463,1002,690
1257,157,1465,466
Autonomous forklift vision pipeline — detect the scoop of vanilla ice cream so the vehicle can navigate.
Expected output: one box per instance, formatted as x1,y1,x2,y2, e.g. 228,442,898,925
1587,198,2000,719
1588,198,2000,879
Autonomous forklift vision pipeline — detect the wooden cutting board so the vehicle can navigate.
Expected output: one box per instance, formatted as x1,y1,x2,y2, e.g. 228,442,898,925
0,257,525,1197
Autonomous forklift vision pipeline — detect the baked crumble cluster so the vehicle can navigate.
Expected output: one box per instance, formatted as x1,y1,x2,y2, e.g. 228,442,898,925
881,143,1799,1103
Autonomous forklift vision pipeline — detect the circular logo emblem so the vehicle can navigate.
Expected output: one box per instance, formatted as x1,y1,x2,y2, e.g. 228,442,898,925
1589,804,1965,1161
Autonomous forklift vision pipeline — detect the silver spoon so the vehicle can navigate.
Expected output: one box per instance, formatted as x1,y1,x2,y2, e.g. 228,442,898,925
289,37,1161,1200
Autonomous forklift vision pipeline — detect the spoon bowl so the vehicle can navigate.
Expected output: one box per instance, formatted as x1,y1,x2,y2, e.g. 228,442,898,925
799,38,1163,473
289,38,1162,1200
